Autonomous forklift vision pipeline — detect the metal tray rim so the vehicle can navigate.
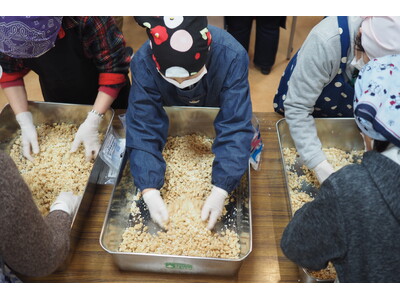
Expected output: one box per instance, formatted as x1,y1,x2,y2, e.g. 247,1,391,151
276,117,340,283
0,101,115,270
99,167,253,263
70,104,114,224
1,101,115,224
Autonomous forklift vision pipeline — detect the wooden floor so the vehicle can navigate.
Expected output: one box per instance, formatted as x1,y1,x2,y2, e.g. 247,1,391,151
0,16,323,112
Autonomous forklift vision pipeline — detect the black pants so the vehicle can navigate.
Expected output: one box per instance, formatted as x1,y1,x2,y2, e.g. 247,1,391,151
225,16,286,69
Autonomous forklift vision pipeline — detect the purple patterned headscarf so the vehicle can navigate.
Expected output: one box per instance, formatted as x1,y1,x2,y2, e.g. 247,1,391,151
0,16,62,58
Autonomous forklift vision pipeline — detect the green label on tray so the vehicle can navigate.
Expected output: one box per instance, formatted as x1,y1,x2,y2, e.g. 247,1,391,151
165,262,193,270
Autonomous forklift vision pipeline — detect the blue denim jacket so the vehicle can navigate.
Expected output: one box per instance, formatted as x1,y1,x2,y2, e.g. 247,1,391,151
126,25,253,193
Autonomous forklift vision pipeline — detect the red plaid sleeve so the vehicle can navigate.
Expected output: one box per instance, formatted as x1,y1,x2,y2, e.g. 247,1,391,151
75,17,130,94
0,53,29,88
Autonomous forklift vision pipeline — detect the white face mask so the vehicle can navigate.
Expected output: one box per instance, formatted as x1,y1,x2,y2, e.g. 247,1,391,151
350,53,366,71
160,67,207,89
0,64,2,79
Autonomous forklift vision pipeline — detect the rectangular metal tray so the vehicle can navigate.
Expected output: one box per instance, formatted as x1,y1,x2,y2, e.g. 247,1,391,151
100,106,252,276
0,101,114,268
276,118,364,283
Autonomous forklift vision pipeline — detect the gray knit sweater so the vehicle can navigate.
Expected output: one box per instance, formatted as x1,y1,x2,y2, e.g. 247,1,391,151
284,16,362,169
281,151,400,282
0,150,72,278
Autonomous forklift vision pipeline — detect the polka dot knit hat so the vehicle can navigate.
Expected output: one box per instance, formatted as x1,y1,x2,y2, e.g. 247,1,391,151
354,54,400,147
135,16,211,78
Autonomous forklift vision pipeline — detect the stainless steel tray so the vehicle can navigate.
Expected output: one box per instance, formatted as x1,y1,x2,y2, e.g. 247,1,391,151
276,118,364,283
100,106,252,276
0,101,114,268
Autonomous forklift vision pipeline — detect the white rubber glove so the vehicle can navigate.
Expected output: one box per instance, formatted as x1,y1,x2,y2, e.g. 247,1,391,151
142,189,169,228
313,160,335,184
50,192,82,217
201,185,228,230
16,111,39,162
71,111,102,161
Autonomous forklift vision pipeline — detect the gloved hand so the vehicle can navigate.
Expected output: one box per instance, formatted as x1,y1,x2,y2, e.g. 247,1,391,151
16,111,39,162
50,192,82,217
71,111,102,161
201,185,228,230
142,189,169,228
313,160,335,184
